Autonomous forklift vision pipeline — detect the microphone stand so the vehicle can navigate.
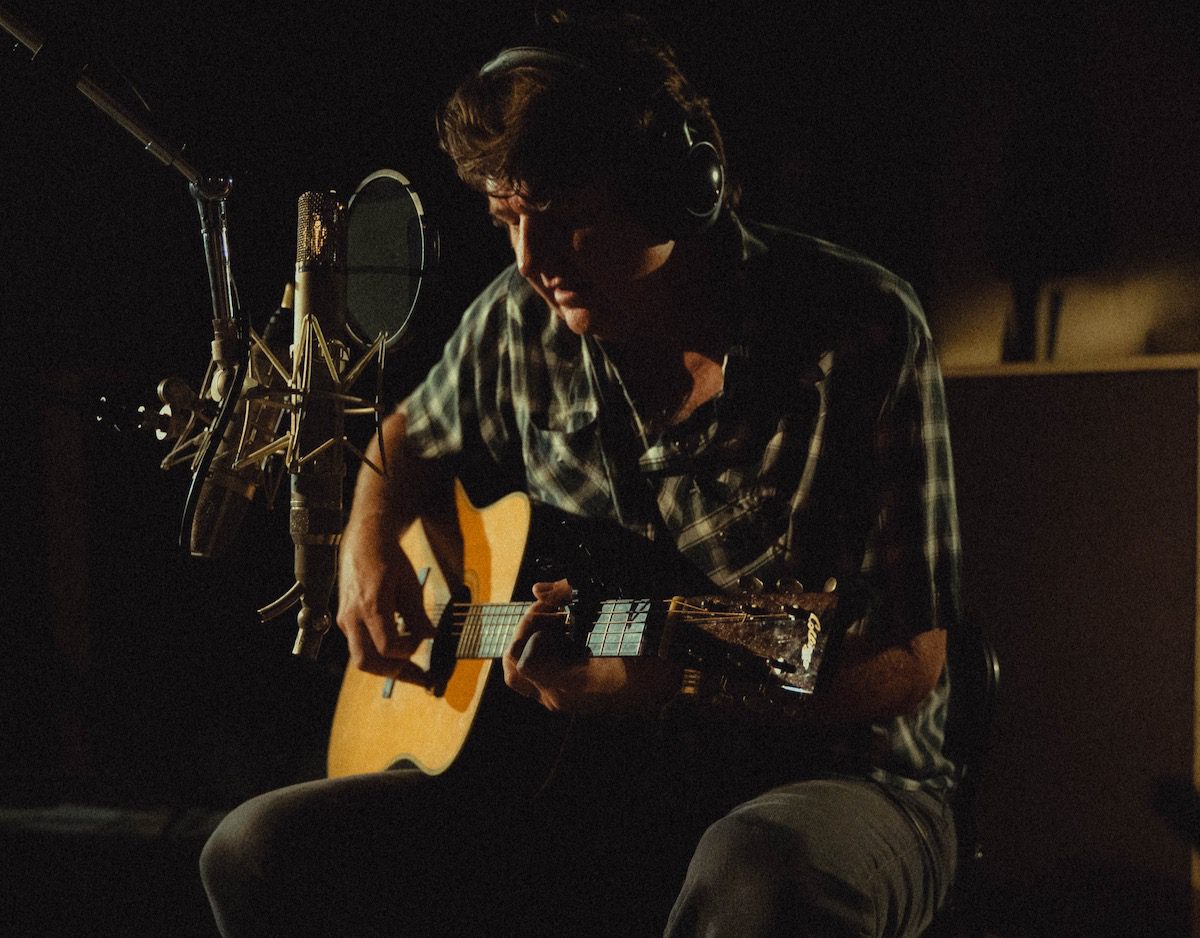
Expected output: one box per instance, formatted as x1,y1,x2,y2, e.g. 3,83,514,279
0,3,248,549
3,5,394,658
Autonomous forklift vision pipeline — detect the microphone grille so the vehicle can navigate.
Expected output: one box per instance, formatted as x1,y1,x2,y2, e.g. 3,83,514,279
296,191,345,269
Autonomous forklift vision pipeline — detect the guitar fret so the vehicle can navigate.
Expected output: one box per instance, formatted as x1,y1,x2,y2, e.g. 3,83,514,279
449,600,654,660
586,599,651,657
481,606,512,658
455,604,524,660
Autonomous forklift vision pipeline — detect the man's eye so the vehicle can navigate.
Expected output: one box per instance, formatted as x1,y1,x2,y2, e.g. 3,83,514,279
491,217,515,230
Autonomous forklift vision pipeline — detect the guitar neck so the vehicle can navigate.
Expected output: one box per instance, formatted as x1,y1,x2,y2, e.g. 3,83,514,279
440,590,839,702
450,598,658,660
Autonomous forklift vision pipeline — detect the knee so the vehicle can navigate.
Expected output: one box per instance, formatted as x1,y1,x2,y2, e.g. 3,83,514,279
199,790,310,907
669,811,871,937
200,791,327,937
690,810,817,904
199,800,268,903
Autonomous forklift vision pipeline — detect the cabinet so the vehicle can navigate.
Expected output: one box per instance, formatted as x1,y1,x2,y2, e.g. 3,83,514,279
945,359,1200,935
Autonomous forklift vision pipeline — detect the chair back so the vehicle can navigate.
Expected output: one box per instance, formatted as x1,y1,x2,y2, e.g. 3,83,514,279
944,623,1001,802
925,622,1000,937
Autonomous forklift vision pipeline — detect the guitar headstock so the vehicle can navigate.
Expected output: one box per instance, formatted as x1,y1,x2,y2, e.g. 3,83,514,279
663,591,843,699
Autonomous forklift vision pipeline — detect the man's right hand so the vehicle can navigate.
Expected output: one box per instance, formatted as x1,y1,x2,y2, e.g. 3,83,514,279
335,410,436,686
336,515,435,685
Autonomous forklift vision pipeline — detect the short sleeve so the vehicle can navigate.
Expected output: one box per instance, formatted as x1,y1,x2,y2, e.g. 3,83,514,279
399,270,519,470
861,280,962,639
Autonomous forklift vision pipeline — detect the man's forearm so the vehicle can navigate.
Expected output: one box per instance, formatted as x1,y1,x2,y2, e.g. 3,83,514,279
799,628,947,727
347,410,454,535
349,411,412,532
677,627,947,733
344,408,462,581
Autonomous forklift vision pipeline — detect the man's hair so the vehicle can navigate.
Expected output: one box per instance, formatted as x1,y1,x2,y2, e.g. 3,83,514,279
437,11,732,216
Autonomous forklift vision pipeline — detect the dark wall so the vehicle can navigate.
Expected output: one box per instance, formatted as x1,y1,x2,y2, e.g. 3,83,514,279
2,1,1197,809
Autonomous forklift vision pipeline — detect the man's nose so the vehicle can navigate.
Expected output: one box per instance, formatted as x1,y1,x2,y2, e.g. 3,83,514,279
514,216,555,280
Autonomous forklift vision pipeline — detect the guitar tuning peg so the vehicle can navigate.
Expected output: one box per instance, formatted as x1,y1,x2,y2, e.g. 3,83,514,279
822,577,838,593
738,575,764,594
775,577,804,594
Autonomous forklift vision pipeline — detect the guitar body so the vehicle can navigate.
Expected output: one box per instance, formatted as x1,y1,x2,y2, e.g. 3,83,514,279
327,483,532,777
327,481,844,781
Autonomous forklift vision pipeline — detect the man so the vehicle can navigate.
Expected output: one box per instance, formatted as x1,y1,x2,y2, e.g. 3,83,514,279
202,11,961,937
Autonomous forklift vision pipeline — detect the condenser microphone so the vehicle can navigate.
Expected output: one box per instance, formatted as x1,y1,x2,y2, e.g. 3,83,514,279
188,289,291,558
289,191,348,658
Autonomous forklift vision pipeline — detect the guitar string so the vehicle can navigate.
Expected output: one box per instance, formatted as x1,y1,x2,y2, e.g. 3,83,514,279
442,612,777,630
440,608,785,628
445,614,792,654
444,601,793,620
421,600,801,658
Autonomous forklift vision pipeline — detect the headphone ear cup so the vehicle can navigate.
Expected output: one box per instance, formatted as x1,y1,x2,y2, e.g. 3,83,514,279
649,117,725,239
678,137,726,236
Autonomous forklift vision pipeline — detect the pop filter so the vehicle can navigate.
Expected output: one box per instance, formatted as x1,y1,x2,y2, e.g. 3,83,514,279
345,169,438,350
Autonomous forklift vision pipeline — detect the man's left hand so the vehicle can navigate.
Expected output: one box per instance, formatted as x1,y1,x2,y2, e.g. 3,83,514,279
503,579,679,712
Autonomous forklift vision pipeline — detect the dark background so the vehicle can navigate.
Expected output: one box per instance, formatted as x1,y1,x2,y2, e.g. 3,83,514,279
2,1,1199,934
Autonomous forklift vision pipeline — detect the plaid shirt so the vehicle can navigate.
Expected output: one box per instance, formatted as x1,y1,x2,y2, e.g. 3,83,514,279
401,217,962,791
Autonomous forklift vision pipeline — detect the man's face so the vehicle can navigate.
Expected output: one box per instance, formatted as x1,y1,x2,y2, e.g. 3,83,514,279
486,180,674,340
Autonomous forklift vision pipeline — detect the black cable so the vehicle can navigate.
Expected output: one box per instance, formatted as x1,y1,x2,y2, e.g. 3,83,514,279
177,300,252,551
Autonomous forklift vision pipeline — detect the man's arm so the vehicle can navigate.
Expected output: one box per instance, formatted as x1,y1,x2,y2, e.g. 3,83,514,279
801,627,946,726
503,580,945,724
336,409,455,682
502,579,685,713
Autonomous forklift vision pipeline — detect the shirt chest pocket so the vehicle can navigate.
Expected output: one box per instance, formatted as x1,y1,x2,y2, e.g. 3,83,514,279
522,405,609,505
674,488,792,590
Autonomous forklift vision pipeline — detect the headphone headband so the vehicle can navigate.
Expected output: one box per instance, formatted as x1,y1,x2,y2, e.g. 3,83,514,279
475,39,726,237
479,45,590,78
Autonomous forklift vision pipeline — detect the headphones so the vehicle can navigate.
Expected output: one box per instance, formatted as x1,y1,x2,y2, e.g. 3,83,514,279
478,43,727,238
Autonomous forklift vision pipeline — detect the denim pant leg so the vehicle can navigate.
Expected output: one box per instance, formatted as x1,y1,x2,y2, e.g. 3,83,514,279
200,769,539,938
665,777,956,938
199,766,683,938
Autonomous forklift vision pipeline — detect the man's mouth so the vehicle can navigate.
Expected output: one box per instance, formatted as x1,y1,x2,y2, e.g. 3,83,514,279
553,284,588,309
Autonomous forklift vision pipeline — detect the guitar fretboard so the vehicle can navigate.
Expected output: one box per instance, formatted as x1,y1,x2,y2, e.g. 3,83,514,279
450,599,655,660
585,599,653,657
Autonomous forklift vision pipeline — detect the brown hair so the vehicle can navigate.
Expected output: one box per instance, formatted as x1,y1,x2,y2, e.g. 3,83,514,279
437,11,732,217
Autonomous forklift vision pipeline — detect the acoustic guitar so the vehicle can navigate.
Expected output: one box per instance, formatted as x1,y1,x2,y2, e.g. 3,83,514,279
327,482,846,778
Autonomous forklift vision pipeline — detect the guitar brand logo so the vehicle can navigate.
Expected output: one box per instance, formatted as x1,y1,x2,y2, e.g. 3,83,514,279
801,611,821,670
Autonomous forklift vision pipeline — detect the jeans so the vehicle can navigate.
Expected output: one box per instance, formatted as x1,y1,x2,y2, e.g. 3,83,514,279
201,746,955,937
